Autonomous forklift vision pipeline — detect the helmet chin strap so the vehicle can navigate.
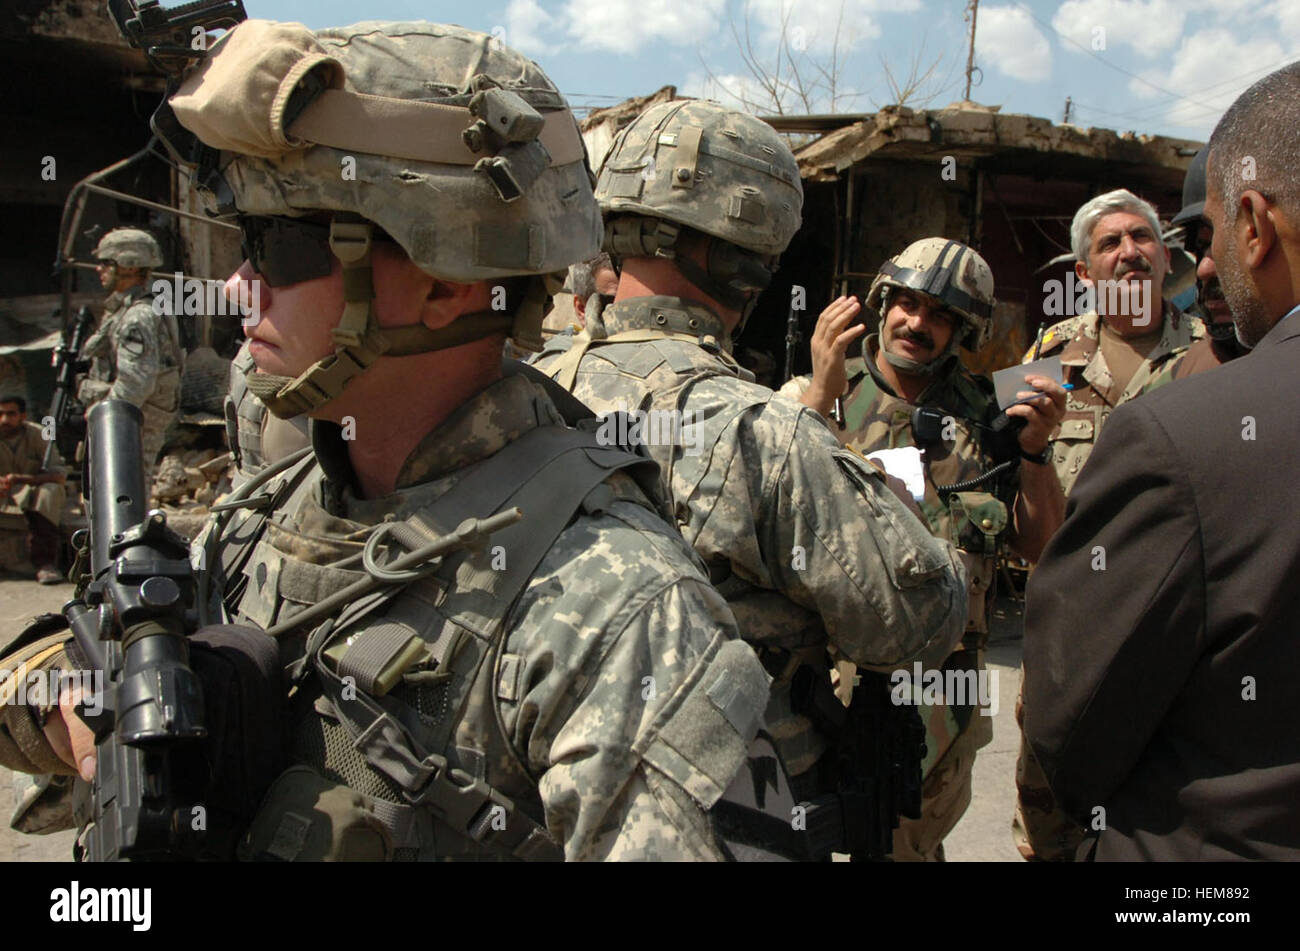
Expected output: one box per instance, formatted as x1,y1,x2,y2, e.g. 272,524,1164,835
249,215,513,419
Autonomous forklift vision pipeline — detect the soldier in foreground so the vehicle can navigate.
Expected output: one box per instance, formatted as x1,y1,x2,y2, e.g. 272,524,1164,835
77,228,184,488
784,239,1066,860
1,19,772,861
533,100,968,860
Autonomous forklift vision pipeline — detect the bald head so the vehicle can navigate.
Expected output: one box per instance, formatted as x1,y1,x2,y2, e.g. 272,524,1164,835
1206,61,1300,346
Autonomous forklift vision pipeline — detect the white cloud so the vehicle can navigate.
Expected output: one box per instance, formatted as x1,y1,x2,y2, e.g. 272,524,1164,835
502,0,557,55
1052,0,1186,57
562,0,727,54
975,6,1052,82
1127,29,1294,132
743,0,903,55
680,71,775,113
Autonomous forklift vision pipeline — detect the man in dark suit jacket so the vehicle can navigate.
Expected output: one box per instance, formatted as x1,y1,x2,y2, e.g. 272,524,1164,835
1023,62,1300,861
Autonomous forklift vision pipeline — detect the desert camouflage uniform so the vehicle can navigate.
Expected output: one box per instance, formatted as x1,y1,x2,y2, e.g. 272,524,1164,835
533,298,969,804
77,285,184,485
1013,302,1200,861
1024,304,1201,497
783,335,1013,860
1139,334,1238,392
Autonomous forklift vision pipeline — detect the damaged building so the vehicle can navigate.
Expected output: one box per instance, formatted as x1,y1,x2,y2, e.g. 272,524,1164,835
0,0,240,419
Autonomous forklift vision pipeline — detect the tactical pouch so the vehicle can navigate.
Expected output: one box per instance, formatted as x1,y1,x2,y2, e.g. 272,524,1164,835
238,765,393,862
947,491,1006,556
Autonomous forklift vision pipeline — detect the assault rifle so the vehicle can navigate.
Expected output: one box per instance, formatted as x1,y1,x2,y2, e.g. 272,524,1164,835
108,0,247,76
64,399,208,860
43,305,94,470
783,286,802,384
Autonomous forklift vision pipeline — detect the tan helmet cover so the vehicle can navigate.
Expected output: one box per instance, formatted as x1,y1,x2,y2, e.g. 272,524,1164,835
170,20,601,285
93,228,163,269
595,100,803,256
867,238,996,350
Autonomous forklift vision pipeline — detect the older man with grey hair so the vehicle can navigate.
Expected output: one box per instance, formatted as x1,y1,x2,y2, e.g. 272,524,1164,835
1022,187,1203,497
568,252,618,331
1011,185,1203,863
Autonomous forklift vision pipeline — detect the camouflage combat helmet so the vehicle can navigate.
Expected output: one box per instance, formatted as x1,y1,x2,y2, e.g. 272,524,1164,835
594,99,803,317
163,20,601,417
93,228,163,269
867,238,995,375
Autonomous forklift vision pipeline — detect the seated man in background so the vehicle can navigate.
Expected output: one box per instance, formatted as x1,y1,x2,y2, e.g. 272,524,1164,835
0,395,66,585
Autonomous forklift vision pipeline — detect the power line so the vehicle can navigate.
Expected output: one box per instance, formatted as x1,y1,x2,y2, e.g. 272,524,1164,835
1011,0,1217,114
1067,59,1296,126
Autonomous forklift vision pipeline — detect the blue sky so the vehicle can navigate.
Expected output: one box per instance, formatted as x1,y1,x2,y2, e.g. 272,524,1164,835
252,0,1299,142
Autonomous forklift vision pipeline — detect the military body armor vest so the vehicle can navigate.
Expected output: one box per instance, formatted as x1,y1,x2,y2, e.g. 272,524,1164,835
197,384,668,860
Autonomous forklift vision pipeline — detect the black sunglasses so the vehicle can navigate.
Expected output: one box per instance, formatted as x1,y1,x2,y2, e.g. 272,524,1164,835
239,216,335,288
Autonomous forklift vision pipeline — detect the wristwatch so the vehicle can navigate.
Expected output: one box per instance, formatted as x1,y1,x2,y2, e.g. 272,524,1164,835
1020,444,1053,465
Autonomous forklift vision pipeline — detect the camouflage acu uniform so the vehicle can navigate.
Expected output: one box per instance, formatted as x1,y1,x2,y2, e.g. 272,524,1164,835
1,373,771,859
1012,302,1200,861
1024,305,1202,497
77,285,184,484
533,298,969,828
783,335,1014,860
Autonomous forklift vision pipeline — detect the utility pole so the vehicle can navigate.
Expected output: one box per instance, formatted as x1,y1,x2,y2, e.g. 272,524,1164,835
1063,96,1073,123
964,0,979,101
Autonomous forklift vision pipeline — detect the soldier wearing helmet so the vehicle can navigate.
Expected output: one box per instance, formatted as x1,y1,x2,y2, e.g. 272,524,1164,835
7,20,773,861
782,237,1067,861
76,227,184,487
1142,147,1246,389
533,100,969,860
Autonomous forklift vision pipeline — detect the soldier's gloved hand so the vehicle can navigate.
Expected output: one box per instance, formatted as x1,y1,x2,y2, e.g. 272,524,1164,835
42,682,97,782
1007,375,1067,457
802,296,868,417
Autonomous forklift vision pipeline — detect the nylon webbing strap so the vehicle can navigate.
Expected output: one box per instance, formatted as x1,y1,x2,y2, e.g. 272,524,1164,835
289,90,586,167
672,125,703,189
545,327,733,392
311,424,655,860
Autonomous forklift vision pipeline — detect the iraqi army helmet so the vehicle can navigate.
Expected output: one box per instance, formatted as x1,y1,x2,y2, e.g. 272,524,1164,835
1171,147,1208,231
93,228,163,269
867,238,996,351
594,99,803,256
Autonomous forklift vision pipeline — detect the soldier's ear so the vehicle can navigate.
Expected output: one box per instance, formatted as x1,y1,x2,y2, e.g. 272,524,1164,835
1074,260,1092,285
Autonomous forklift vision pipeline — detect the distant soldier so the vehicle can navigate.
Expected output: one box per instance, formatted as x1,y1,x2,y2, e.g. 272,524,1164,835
77,228,184,487
785,239,1066,860
0,394,66,584
1143,147,1246,389
1026,189,1201,497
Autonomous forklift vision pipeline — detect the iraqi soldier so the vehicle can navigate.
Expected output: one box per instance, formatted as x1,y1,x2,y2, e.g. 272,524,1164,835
783,239,1067,860
1,19,772,861
1025,188,1201,497
532,100,969,860
1011,188,1202,860
1142,147,1246,389
77,227,184,488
